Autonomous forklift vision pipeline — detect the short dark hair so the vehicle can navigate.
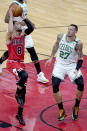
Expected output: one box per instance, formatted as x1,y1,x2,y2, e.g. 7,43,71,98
69,24,78,32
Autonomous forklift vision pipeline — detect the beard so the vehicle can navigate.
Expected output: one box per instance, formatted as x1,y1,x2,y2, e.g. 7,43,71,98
67,33,73,37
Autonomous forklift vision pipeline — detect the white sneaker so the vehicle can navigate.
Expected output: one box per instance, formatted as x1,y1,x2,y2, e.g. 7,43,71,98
37,72,49,83
0,64,2,75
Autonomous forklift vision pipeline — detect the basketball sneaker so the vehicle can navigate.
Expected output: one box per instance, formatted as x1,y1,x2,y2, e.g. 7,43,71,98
72,106,79,120
37,72,49,83
0,64,2,75
16,114,25,125
58,109,66,121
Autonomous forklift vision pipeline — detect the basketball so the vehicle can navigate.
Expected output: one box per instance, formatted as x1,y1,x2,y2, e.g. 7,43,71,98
12,4,23,17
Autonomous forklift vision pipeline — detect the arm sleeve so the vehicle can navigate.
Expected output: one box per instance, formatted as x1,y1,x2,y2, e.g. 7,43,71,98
23,18,34,35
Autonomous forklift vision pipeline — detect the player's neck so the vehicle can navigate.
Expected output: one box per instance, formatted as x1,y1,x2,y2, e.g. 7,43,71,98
66,36,76,42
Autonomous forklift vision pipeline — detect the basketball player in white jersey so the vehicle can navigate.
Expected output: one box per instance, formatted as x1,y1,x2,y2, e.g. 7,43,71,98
46,24,84,121
0,0,49,84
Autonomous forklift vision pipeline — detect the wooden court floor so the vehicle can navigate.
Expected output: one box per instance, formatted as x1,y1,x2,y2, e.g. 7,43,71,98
0,0,87,68
0,56,87,131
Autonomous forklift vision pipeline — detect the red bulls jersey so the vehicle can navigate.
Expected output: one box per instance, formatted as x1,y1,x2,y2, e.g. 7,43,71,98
7,35,25,61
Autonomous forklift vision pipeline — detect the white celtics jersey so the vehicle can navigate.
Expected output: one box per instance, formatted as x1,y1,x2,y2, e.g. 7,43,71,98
56,34,80,65
13,0,28,17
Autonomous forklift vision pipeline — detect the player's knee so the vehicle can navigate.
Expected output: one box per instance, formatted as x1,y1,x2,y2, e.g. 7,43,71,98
52,76,61,93
75,76,84,91
27,47,38,61
0,50,8,63
21,71,28,83
3,50,8,60
18,70,28,80
17,70,28,87
78,82,84,91
23,71,28,81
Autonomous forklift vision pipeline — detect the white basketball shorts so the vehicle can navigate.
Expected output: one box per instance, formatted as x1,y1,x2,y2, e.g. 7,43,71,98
25,35,34,48
52,61,82,83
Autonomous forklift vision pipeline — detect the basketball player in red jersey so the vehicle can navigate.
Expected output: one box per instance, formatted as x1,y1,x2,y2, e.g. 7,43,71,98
0,0,49,84
6,7,34,125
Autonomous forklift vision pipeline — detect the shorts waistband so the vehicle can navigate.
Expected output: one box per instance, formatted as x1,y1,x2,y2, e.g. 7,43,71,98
8,59,24,63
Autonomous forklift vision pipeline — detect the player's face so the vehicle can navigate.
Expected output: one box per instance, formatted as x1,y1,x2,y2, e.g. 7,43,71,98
14,21,22,31
67,26,77,37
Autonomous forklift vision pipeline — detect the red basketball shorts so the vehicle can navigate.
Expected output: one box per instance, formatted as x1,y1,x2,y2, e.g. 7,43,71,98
6,60,25,80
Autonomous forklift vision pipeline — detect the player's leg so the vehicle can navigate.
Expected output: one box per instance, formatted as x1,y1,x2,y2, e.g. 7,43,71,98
25,35,49,83
16,89,26,125
68,66,84,120
26,47,49,83
7,61,28,125
0,50,8,74
15,69,28,125
72,75,84,120
52,63,66,121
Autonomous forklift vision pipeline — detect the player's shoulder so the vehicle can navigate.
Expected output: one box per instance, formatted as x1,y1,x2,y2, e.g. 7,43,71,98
57,33,64,41
6,32,13,45
7,31,12,38
75,36,83,45
77,40,83,47
9,2,17,8
12,0,18,3
11,0,22,6
75,39,83,51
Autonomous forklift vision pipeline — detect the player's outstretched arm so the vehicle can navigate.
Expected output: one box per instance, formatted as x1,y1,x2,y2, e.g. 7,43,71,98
75,41,83,71
45,34,62,67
